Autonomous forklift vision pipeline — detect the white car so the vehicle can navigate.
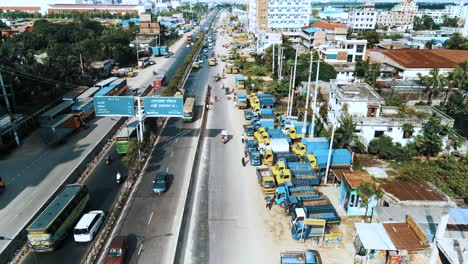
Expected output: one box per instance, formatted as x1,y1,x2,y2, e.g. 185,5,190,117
74,210,105,242
186,44,191,48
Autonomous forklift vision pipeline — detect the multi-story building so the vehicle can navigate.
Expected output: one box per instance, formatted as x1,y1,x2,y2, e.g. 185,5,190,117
348,1,377,32
377,0,417,32
247,0,258,34
300,22,348,49
251,0,310,49
327,80,454,146
464,11,468,37
318,39,367,64
444,3,467,19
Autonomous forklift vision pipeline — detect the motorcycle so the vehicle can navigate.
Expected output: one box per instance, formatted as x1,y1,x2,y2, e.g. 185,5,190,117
116,172,122,184
221,130,228,144
106,155,112,165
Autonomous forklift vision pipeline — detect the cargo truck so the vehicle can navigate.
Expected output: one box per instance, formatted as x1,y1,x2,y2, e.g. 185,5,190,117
290,204,341,226
254,127,270,145
236,90,248,109
235,76,245,89
280,250,322,264
269,129,291,143
187,34,193,44
208,58,216,66
275,182,318,206
256,167,276,195
292,137,329,157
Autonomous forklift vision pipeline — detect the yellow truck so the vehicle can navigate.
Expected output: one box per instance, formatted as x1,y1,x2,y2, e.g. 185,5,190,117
221,55,227,62
292,142,307,157
256,167,276,195
270,161,292,185
254,127,270,145
209,58,217,66
284,126,303,140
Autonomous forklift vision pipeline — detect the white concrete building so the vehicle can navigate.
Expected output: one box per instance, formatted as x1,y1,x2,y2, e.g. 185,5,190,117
377,0,417,32
256,31,282,53
247,0,257,34
318,9,349,23
328,80,454,146
348,1,377,32
464,10,468,37
444,3,467,19
318,39,367,64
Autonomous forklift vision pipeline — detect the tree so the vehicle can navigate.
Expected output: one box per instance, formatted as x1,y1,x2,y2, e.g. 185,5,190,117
354,61,369,78
415,118,445,157
441,16,458,27
385,95,406,106
122,138,142,167
361,30,381,47
417,68,444,105
334,114,356,148
442,92,468,117
413,15,439,31
443,65,464,104
366,63,381,87
424,39,436,49
402,123,415,139
357,182,384,219
443,33,468,50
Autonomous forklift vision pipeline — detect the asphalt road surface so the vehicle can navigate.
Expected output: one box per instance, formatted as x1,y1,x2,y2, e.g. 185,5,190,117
20,18,212,264
115,29,214,264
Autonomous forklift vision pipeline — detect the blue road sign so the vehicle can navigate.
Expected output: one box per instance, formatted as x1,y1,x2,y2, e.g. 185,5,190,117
144,97,183,117
94,96,135,116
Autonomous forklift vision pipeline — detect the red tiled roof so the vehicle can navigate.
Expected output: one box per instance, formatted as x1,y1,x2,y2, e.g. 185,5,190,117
310,22,347,30
0,6,40,11
377,49,468,69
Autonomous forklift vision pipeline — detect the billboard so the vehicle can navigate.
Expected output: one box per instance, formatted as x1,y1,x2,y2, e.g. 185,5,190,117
144,97,183,117
94,96,135,116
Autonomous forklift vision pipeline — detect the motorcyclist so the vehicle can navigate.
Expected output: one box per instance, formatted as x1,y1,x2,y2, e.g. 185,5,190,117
106,155,112,165
116,172,121,184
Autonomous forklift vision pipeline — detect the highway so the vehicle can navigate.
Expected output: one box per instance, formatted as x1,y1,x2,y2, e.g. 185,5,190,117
18,18,211,264
114,20,214,264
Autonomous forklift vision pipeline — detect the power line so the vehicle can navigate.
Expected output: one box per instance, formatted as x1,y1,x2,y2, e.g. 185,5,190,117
0,66,78,89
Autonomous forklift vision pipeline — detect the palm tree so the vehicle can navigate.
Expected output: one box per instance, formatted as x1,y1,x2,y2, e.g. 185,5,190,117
443,66,463,105
334,114,356,148
417,68,444,105
424,39,436,49
357,182,384,220
402,123,414,139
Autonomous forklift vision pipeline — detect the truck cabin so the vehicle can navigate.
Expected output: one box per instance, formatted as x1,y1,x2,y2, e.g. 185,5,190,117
275,170,292,185
290,208,307,226
305,154,319,169
271,161,286,175
288,127,303,140
262,177,276,191
262,150,274,165
292,142,306,156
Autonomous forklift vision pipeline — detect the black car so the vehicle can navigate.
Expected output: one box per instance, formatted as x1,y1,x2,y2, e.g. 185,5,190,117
152,172,167,194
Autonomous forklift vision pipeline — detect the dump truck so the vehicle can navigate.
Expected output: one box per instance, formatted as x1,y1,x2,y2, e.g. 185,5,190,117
262,150,297,166
280,250,322,264
286,195,330,216
256,167,276,195
269,129,291,143
236,90,248,109
292,137,329,157
275,182,318,206
290,203,341,226
235,76,245,89
254,127,270,145
287,162,321,186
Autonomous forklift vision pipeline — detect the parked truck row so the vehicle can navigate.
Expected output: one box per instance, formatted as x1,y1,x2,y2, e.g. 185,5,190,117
230,79,345,243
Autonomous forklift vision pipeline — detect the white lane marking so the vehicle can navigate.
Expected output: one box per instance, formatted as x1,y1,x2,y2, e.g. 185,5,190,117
138,243,144,255
148,212,154,225
171,151,174,158
166,167,169,172
175,138,179,143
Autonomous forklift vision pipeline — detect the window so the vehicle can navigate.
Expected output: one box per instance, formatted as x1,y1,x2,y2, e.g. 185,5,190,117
356,45,365,52
347,54,353,62
326,54,337,60
387,127,393,132
374,131,384,138
355,55,363,62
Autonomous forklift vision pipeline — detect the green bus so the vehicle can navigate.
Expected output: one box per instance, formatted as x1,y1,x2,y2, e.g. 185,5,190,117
183,97,195,122
26,184,89,252
115,117,139,154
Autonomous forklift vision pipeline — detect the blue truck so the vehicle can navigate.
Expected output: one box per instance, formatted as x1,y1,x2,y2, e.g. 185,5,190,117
269,129,291,143
275,182,319,206
280,250,322,264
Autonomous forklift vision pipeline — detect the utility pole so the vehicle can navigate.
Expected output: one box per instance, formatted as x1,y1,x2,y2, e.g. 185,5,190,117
302,51,314,135
311,58,321,138
79,53,85,76
289,46,298,117
272,44,275,75
286,65,293,117
0,71,19,145
278,47,284,80
324,121,335,185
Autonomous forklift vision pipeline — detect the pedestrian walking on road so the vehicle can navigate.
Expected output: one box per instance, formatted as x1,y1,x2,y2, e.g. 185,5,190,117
268,200,273,210
241,133,245,144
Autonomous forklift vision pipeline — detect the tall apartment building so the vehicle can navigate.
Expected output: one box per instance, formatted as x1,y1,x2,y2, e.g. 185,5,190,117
377,0,417,32
251,0,310,48
348,1,377,32
444,3,467,19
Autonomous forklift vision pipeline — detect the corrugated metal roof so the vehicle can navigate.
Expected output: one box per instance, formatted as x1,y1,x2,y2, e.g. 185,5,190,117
355,223,397,250
384,223,430,251
377,49,468,69
380,181,449,202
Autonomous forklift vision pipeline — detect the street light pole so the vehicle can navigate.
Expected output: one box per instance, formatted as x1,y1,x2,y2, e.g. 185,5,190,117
0,236,39,264
302,51,314,135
